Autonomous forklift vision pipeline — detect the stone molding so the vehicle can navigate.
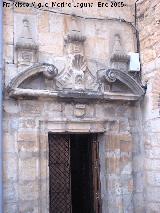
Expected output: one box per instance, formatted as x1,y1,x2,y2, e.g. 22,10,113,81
38,119,108,213
7,64,145,101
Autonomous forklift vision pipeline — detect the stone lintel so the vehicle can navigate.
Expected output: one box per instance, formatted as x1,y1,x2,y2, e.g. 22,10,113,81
9,88,141,101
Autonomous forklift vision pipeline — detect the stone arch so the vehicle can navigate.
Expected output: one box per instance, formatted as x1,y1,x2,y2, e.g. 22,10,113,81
101,69,145,96
7,63,58,92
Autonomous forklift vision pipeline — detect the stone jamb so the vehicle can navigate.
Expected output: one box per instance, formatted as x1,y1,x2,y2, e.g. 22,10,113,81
38,119,107,213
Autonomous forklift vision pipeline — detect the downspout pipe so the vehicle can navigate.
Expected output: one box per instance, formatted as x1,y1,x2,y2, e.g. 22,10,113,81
135,0,140,53
135,0,142,80
0,1,3,213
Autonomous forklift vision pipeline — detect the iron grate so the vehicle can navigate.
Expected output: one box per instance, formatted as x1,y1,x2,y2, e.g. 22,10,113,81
49,134,71,213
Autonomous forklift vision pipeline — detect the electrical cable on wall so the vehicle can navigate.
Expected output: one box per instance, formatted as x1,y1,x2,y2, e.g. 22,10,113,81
5,0,138,33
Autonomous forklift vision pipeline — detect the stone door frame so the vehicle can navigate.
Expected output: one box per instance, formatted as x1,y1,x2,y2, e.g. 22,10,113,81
37,120,107,213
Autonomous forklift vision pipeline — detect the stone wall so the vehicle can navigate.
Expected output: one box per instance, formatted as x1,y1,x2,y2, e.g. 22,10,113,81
3,0,136,88
3,98,140,213
2,0,147,212
137,0,160,212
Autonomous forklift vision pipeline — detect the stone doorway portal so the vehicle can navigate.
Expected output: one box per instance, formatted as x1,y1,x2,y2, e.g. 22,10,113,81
48,133,101,213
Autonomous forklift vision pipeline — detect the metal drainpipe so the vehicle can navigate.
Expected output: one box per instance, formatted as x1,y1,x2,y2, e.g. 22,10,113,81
0,0,3,212
135,0,142,81
135,0,141,53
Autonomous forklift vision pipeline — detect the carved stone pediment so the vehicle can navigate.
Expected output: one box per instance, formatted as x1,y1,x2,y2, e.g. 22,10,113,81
98,69,145,96
8,16,145,101
7,62,145,101
7,63,58,94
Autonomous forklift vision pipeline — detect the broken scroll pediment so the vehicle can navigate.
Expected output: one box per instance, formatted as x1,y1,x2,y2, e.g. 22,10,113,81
9,16,145,101
7,62,145,101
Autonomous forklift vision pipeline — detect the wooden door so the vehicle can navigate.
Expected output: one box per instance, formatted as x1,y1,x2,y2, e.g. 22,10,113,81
48,134,72,213
92,134,102,213
48,133,101,213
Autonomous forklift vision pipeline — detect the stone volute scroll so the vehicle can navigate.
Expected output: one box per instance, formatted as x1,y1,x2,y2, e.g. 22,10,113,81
15,18,38,66
43,64,58,80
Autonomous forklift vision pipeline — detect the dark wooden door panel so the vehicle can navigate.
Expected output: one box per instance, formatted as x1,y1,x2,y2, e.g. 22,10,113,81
49,134,71,213
92,134,102,213
48,133,101,213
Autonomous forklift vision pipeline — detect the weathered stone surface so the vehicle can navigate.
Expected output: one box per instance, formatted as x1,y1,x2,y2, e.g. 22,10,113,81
19,118,37,129
19,158,37,181
18,200,39,213
139,0,160,204
3,154,18,181
145,159,160,171
3,0,160,212
38,12,49,33
4,203,18,213
146,203,160,213
19,181,39,201
3,181,18,203
17,131,37,142
3,132,16,153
